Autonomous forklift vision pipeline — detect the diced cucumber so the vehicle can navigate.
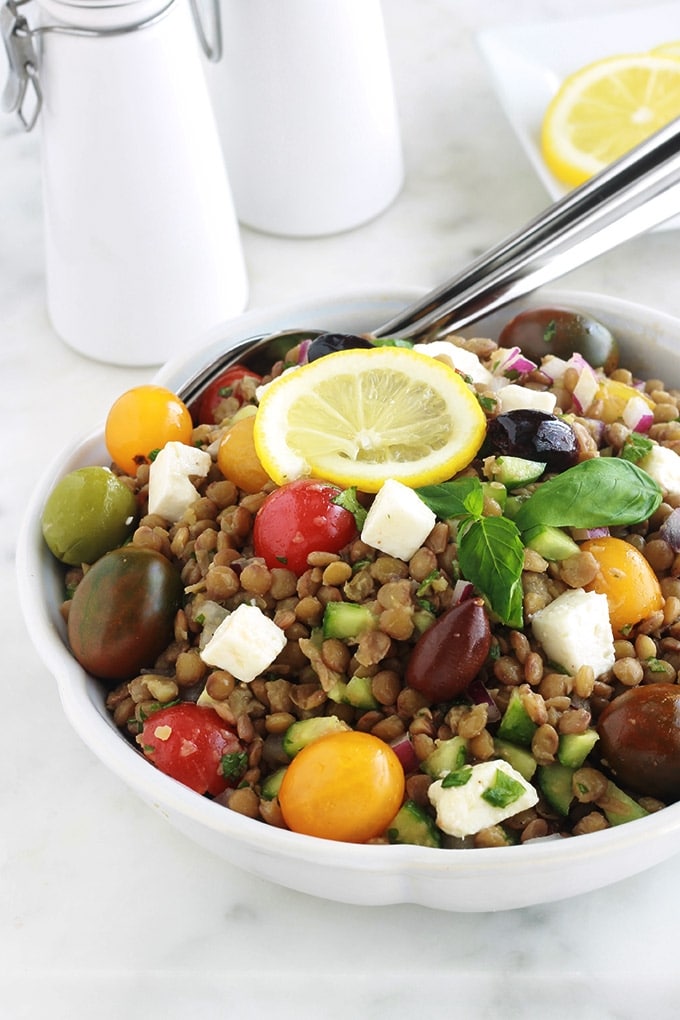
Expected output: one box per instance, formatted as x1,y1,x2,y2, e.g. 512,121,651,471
496,688,538,748
481,480,507,511
421,736,468,778
322,601,375,640
557,729,600,769
488,455,546,490
595,780,649,827
326,680,348,704
345,675,378,710
537,762,575,816
282,715,349,757
493,738,537,781
261,766,287,801
522,524,580,562
386,800,442,848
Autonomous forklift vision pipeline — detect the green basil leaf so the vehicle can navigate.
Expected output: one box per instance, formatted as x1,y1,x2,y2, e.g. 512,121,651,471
513,457,662,533
417,477,484,520
457,515,524,628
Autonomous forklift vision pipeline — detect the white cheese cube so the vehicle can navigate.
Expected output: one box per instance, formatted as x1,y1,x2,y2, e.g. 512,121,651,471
361,478,436,561
413,340,495,386
495,384,557,415
200,603,287,683
148,441,212,523
428,759,538,838
531,588,615,678
638,444,680,497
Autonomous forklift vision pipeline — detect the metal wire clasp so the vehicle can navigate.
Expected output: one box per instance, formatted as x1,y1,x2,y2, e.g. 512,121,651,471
1,0,42,130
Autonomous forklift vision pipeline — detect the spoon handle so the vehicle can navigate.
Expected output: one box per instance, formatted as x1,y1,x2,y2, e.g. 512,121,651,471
375,116,680,340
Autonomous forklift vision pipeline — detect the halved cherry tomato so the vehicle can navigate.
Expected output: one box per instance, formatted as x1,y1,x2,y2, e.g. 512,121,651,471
253,479,358,576
138,703,246,796
278,731,405,842
193,366,262,425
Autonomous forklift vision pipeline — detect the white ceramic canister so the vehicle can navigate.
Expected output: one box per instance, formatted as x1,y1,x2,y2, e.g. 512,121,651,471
28,0,248,365
200,0,404,237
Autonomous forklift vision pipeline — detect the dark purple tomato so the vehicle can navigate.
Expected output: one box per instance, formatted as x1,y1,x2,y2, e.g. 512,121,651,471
598,684,680,803
306,333,374,362
486,409,579,472
498,307,619,373
67,546,183,682
406,598,491,701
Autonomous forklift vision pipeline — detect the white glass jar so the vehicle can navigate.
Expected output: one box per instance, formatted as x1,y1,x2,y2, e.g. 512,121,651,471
34,0,248,365
202,0,404,237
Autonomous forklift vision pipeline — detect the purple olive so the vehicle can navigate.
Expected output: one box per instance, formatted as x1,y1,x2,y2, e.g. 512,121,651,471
307,333,374,362
498,307,619,373
406,598,491,702
487,409,579,472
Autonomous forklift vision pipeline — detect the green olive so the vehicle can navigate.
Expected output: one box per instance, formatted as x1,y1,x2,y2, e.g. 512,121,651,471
41,466,138,565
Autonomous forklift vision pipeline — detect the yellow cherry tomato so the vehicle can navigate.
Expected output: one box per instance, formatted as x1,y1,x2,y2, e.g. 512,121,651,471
581,535,663,637
105,385,193,476
278,730,405,843
217,415,271,493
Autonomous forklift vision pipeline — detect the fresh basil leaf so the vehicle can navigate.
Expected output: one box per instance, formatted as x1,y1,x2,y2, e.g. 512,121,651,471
457,515,524,628
417,477,484,520
513,457,662,533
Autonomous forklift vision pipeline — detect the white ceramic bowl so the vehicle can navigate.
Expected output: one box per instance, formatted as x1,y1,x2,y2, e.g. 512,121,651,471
17,286,680,912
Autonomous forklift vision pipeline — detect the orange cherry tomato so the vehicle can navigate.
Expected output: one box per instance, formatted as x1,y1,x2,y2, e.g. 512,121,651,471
278,730,405,843
217,415,271,493
105,385,193,476
580,535,663,637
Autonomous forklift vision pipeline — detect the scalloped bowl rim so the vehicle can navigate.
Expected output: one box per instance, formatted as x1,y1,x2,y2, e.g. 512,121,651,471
17,285,680,912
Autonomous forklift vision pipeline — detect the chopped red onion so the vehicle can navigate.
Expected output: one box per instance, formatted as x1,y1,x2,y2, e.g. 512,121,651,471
467,676,501,723
622,395,654,433
390,733,419,773
492,346,537,377
572,526,610,541
660,508,680,552
570,355,599,414
451,579,474,604
296,338,313,365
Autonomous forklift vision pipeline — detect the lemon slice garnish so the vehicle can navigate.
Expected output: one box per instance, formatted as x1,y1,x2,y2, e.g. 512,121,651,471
651,41,680,60
253,346,487,492
541,52,680,187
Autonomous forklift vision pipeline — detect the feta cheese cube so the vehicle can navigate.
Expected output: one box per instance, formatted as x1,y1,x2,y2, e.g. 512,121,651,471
361,478,436,561
200,603,287,683
638,444,680,497
428,759,538,838
148,441,212,523
531,588,615,678
413,340,495,386
495,383,557,415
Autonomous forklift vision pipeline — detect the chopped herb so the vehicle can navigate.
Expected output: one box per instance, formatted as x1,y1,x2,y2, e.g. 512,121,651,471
441,766,473,788
137,698,181,723
646,657,669,674
276,555,288,565
218,385,235,398
476,393,498,413
371,337,415,349
543,320,557,343
332,486,368,530
148,448,161,462
221,751,248,779
620,432,654,463
481,768,525,808
141,744,155,754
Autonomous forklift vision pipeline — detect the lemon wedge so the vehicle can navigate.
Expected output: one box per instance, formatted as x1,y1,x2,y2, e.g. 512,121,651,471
253,346,487,492
541,52,680,187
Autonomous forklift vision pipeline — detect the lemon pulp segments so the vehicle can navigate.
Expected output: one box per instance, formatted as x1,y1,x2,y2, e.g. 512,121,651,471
253,346,487,492
541,53,680,187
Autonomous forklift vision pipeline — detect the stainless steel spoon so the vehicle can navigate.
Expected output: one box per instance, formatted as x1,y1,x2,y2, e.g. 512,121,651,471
178,116,680,407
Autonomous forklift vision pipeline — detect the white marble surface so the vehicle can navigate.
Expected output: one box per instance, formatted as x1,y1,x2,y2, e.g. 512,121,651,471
4,0,680,1016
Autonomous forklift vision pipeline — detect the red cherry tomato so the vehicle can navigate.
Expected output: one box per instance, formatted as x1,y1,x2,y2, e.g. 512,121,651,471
253,479,358,576
138,703,246,796
193,366,262,425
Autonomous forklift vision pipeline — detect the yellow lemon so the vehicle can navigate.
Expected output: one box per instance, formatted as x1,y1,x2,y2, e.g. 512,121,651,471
253,346,487,492
541,52,680,187
650,41,680,60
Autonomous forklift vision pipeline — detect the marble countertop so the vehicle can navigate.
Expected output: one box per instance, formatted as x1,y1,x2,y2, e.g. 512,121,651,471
3,0,680,1016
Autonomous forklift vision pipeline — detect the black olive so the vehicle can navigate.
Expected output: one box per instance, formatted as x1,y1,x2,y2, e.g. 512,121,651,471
307,333,374,362
486,410,579,472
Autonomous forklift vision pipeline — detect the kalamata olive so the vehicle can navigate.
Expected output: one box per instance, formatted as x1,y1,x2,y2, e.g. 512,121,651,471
486,409,579,472
406,598,491,702
67,546,183,682
41,466,138,565
498,307,619,373
598,684,680,803
306,333,374,362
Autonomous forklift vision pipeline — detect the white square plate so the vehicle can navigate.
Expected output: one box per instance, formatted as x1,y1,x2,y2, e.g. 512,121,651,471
477,2,680,229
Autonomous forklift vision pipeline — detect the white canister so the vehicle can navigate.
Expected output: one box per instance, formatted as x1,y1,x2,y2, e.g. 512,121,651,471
201,0,404,238
32,0,248,366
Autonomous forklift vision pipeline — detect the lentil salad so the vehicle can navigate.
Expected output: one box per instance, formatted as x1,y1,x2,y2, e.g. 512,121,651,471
48,305,680,849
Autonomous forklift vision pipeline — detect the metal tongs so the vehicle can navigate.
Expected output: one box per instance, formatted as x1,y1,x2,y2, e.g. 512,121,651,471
178,116,680,407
